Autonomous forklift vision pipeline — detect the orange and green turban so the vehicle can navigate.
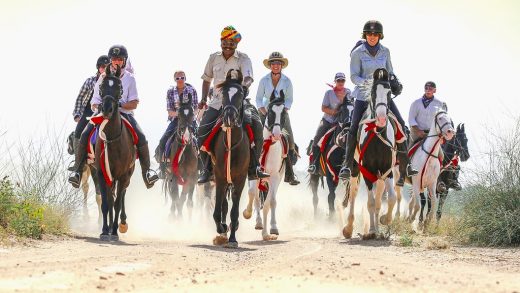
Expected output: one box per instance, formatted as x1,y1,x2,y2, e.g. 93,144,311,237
220,25,241,43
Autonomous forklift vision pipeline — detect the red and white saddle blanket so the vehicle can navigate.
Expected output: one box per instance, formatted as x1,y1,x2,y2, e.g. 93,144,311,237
258,136,289,191
308,126,340,184
201,119,254,153
87,113,138,187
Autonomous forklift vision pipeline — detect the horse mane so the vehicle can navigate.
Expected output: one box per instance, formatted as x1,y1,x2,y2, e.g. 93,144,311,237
216,69,243,89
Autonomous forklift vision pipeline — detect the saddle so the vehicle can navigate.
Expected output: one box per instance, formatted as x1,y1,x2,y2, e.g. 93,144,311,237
201,118,254,154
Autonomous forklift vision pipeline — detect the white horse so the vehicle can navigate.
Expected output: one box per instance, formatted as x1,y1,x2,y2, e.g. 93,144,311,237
405,110,454,227
337,68,398,239
244,96,287,241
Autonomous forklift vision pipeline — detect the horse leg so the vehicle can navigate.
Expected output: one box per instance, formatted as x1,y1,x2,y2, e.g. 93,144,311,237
98,171,110,241
169,178,179,220
186,183,195,221
419,192,426,223
425,185,437,230
373,180,385,236
107,185,115,236
227,184,243,248
111,184,123,241
380,178,396,226
364,183,377,239
178,184,187,219
244,180,257,220
310,174,320,219
261,188,271,240
212,184,228,245
408,182,421,223
254,185,263,230
326,175,336,221
436,190,448,222
343,177,359,239
81,166,90,219
221,192,229,233
395,180,402,219
269,179,280,237
90,166,103,225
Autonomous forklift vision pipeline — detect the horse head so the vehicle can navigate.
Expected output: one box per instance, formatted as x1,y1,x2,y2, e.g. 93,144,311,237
265,90,286,141
455,123,470,161
100,65,123,120
369,68,391,128
220,69,244,128
433,110,455,141
335,97,354,146
177,92,195,141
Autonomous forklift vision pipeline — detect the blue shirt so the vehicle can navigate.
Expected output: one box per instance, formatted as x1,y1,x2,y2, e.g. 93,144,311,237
350,43,394,101
255,73,294,109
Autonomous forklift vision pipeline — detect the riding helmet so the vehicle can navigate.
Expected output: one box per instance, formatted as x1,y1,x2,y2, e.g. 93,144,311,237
363,20,384,39
96,55,110,69
108,45,128,60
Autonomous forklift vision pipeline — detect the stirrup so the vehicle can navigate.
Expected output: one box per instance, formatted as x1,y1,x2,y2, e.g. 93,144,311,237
406,164,419,177
396,178,405,187
145,170,159,185
256,167,270,179
198,169,211,184
68,172,81,188
307,165,317,174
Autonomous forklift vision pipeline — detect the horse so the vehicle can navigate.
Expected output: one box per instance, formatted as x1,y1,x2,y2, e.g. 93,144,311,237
337,68,399,240
94,65,137,241
307,97,353,219
163,93,198,220
404,110,455,227
411,123,469,222
244,90,289,240
67,132,102,223
209,69,250,248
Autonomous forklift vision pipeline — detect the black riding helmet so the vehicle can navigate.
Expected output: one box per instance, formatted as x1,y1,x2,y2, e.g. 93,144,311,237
108,45,128,68
96,55,110,69
362,20,384,40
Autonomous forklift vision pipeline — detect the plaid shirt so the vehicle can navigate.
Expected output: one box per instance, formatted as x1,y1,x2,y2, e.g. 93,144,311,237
166,83,198,114
72,75,97,118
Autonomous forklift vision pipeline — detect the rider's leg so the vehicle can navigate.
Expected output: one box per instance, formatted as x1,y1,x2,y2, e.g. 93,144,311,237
244,101,269,181
308,119,332,174
68,122,94,188
281,111,299,185
389,99,419,186
123,114,159,188
197,107,220,183
339,100,368,179
448,166,462,190
155,118,178,179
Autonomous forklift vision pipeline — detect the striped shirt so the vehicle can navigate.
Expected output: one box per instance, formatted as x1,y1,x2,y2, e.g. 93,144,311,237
166,83,199,112
72,75,97,118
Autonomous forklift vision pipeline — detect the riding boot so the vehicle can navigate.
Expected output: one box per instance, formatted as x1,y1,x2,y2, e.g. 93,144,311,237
248,147,270,180
158,162,167,180
68,138,80,171
447,166,462,191
154,145,163,164
307,146,321,175
137,144,159,189
339,133,357,180
68,137,89,188
285,149,300,185
197,151,213,184
396,141,419,187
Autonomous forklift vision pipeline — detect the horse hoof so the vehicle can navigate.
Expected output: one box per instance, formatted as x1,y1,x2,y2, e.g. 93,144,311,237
110,234,119,242
118,223,128,234
380,215,390,225
362,233,377,240
224,241,238,248
262,234,277,241
342,226,353,239
255,223,263,230
243,209,252,220
213,234,228,246
100,234,110,241
270,228,279,235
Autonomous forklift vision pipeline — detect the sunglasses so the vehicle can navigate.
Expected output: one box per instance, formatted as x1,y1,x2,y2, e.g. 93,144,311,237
365,32,380,37
425,86,435,90
175,76,186,81
270,61,283,66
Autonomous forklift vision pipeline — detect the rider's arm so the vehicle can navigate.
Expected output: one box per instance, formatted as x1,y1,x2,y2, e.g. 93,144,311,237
201,80,211,105
322,105,337,116
284,79,294,110
408,100,419,128
200,54,214,104
73,77,91,121
191,86,199,115
384,47,395,75
350,50,366,86
90,76,103,112
255,78,266,113
121,100,138,111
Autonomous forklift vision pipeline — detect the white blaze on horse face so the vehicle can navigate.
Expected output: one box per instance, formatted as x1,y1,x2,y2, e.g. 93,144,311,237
375,84,389,127
182,128,190,142
271,104,284,140
108,80,114,87
438,113,455,140
227,87,238,104
183,109,189,116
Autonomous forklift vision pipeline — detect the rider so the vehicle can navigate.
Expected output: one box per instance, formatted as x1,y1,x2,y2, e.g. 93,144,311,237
338,20,418,186
154,70,199,179
197,25,269,184
70,55,110,159
408,81,460,190
308,72,352,174
68,45,159,189
256,52,299,185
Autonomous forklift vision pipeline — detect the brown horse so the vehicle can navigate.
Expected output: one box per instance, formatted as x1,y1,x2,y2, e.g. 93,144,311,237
164,92,198,220
95,65,136,241
210,69,250,248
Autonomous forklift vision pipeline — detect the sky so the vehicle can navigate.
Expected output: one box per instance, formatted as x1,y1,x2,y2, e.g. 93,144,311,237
1,0,520,172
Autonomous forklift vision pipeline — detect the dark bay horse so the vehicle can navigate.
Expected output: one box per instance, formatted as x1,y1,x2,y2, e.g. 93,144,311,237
338,68,398,239
164,93,198,220
210,69,250,248
307,97,353,219
95,66,137,241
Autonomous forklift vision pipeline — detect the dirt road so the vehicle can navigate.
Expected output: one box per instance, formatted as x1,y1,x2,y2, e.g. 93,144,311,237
1,183,519,292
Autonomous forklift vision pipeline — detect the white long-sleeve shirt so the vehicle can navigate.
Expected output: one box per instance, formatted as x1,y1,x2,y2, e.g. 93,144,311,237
408,96,447,130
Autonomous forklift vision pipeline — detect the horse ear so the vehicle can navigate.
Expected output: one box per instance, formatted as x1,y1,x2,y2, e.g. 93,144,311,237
115,65,121,77
106,65,112,76
188,93,192,104
457,124,461,132
461,123,465,132
270,90,276,102
280,90,285,101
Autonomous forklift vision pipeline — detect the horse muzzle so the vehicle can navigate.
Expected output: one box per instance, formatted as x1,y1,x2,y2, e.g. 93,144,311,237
444,128,455,141
223,111,239,128
375,115,387,128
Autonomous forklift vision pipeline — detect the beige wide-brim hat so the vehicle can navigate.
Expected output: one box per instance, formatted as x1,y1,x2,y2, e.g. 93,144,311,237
263,52,289,69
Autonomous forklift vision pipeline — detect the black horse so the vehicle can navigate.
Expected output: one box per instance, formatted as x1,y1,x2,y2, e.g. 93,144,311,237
164,93,198,220
95,65,137,241
419,123,470,222
307,98,353,219
210,69,250,248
